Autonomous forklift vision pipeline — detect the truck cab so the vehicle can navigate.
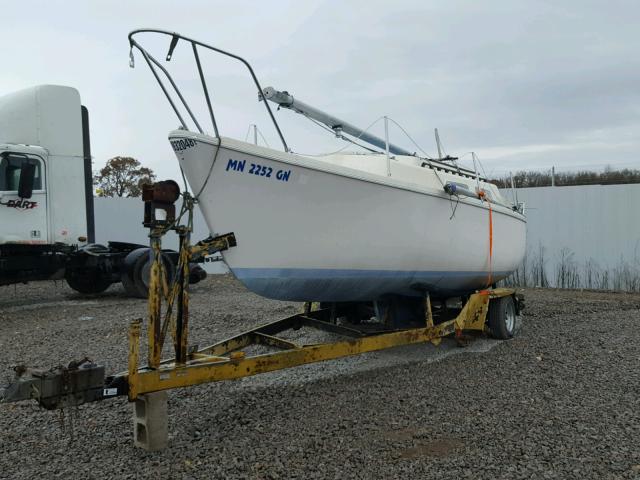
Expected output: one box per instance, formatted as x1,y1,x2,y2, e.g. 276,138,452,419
0,85,93,247
0,145,49,245
0,85,98,287
0,85,206,295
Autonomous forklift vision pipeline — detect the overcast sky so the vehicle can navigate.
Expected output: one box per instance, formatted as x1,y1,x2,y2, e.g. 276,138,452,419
2,0,639,180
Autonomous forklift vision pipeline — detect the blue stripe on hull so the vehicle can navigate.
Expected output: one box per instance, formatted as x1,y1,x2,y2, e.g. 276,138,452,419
232,268,511,301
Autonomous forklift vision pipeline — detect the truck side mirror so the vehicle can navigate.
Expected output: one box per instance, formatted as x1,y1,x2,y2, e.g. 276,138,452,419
18,161,36,199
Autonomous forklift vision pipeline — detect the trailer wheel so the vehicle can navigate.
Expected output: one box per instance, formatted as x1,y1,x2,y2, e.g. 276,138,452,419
487,295,517,339
65,269,111,294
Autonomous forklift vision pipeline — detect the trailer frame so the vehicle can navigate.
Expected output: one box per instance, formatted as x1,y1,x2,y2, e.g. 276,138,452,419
127,287,517,400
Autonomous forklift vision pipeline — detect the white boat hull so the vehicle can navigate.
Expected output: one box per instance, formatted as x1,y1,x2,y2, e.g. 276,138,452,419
170,131,526,301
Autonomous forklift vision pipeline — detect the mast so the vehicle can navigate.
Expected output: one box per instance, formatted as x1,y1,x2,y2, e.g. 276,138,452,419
262,87,413,156
435,128,443,159
432,128,458,163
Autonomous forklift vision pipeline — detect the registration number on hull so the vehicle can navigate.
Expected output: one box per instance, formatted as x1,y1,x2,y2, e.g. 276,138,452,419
225,158,291,182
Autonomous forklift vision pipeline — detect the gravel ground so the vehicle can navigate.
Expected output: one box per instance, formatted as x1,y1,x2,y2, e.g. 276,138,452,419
1,276,640,479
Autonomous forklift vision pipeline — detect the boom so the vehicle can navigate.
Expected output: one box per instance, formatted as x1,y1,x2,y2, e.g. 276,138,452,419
262,87,414,156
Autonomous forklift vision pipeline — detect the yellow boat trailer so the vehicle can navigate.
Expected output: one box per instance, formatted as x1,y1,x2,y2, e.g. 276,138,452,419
0,182,523,450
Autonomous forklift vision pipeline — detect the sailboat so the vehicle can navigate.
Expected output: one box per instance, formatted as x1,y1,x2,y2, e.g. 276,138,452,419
129,29,526,302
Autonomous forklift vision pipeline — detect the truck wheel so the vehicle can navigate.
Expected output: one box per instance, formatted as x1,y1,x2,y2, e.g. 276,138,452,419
132,249,176,298
487,295,517,340
188,264,207,284
121,248,148,298
65,269,112,294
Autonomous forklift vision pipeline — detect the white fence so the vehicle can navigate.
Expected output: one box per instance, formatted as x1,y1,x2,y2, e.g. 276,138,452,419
501,184,640,291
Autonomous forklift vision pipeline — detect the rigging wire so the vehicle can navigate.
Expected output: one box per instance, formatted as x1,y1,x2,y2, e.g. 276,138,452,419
449,194,461,220
301,114,380,153
178,164,189,196
243,125,253,143
382,116,450,188
455,152,488,179
385,117,434,160
293,110,455,189
277,104,487,196
473,152,489,178
257,127,271,148
244,124,272,148
452,151,474,176
291,116,386,157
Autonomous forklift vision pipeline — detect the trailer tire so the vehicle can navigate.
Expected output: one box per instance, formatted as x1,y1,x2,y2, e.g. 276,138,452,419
65,268,112,294
487,295,517,340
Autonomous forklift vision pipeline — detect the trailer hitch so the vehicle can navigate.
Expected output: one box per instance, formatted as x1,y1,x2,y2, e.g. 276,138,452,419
0,359,127,410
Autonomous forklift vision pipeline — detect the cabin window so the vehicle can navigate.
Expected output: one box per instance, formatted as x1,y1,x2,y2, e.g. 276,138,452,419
0,154,43,191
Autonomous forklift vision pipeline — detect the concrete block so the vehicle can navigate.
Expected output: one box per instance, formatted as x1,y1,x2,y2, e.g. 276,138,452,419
133,391,168,451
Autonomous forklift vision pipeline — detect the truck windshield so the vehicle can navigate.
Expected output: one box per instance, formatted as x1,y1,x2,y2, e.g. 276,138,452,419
0,154,42,191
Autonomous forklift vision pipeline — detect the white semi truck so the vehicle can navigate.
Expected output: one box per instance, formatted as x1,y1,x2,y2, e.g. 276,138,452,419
0,85,205,296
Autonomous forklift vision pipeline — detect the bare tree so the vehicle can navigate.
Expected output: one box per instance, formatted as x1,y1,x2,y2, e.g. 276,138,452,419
94,157,156,197
490,167,640,188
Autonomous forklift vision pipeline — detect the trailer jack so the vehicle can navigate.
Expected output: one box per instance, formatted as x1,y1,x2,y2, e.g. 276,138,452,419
0,182,522,450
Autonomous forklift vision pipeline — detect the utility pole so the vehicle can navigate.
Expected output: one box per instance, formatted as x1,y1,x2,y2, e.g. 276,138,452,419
551,166,555,187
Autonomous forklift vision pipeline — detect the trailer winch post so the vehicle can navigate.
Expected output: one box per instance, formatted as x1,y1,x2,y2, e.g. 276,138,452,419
129,181,239,449
132,180,183,450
